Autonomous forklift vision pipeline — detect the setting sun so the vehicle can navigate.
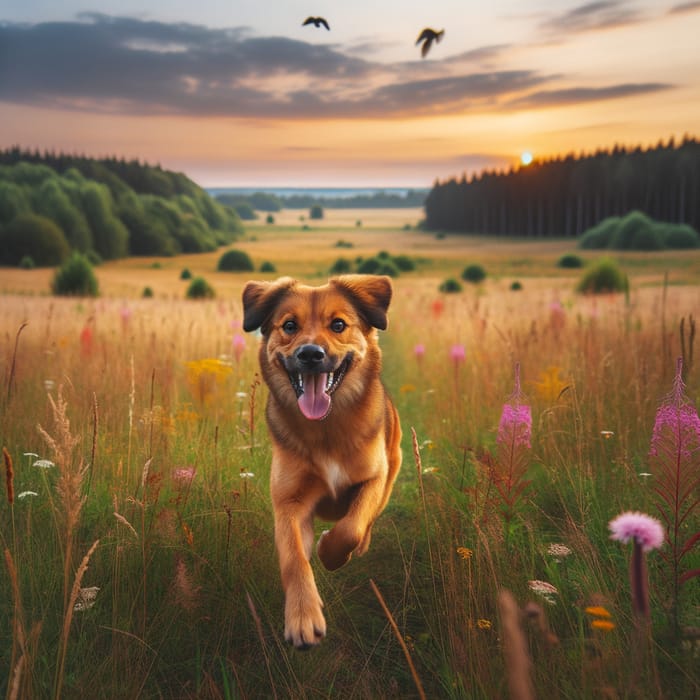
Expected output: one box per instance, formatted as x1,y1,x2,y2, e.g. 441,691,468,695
520,151,533,166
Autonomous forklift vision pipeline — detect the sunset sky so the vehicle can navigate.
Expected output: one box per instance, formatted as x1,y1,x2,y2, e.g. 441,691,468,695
1,1,699,187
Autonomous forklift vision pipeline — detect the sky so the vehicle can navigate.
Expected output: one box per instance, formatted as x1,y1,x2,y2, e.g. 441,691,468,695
1,0,699,187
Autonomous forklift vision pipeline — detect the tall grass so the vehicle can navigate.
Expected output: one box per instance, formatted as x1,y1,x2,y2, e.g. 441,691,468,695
0,271,699,698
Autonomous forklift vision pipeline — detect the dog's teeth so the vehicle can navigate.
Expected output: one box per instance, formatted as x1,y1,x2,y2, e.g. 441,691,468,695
297,373,303,390
326,372,334,390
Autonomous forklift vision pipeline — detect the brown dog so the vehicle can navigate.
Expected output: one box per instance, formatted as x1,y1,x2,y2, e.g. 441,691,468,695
242,275,402,648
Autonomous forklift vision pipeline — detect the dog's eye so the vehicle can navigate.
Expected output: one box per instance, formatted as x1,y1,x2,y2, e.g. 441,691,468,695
282,319,297,334
330,318,346,333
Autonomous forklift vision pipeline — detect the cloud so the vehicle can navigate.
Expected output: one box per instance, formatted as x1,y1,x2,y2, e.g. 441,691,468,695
539,1,645,34
667,1,700,14
508,82,675,109
0,13,677,120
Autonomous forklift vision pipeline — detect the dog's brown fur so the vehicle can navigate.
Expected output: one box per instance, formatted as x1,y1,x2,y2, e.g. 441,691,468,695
242,275,402,648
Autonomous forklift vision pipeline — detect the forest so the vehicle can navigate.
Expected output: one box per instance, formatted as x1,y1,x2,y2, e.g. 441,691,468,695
425,136,700,237
0,148,243,266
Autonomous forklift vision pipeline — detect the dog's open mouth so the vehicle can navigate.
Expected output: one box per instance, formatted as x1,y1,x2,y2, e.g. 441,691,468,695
288,356,351,421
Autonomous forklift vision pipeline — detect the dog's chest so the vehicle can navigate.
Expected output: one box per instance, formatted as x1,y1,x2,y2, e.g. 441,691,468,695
319,458,351,497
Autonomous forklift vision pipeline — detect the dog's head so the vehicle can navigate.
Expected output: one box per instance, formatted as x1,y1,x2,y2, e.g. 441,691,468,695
242,275,392,421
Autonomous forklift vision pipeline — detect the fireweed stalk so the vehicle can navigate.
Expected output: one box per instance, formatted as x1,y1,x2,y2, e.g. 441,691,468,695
495,363,533,526
648,357,700,636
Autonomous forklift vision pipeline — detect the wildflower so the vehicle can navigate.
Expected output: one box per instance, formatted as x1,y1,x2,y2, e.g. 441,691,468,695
591,619,615,632
456,546,473,560
532,365,568,402
609,511,665,619
239,470,255,479
235,391,248,401
400,383,416,393
450,344,466,364
431,299,444,318
600,430,614,439
477,619,492,630
172,467,196,487
422,466,439,474
528,580,558,604
585,606,612,618
80,322,93,356
497,404,532,449
44,379,56,392
17,491,38,499
232,333,246,361
547,543,572,560
33,459,55,469
74,586,100,612
414,343,425,360
609,511,665,552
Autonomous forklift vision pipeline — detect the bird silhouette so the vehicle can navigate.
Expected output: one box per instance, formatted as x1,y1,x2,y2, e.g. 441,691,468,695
416,28,444,58
303,16,330,30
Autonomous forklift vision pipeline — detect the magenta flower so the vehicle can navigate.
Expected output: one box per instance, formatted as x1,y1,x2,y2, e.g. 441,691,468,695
450,344,466,363
609,511,665,552
497,404,532,449
232,333,246,361
173,467,197,487
414,343,426,359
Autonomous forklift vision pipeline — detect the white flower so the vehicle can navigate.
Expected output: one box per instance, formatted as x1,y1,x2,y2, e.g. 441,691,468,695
239,471,255,479
74,586,100,612
33,459,55,469
44,379,56,391
17,491,39,499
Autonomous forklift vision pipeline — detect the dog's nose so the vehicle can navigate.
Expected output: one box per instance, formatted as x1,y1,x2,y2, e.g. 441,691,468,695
294,344,326,366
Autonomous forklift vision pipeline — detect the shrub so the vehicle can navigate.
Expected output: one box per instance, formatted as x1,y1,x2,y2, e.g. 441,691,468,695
186,276,215,299
142,286,154,298
663,224,699,249
578,216,621,249
335,240,354,248
330,258,352,274
218,249,254,272
0,213,70,266
576,257,628,294
439,277,463,293
180,268,192,280
461,264,487,283
266,214,275,224
309,204,324,220
392,255,416,272
374,260,400,277
233,202,258,220
19,256,35,270
610,211,658,250
260,261,276,273
510,280,523,291
357,256,382,274
51,252,99,297
557,254,584,269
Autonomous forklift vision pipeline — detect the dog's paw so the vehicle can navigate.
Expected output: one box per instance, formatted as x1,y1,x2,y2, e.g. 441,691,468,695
284,583,326,650
317,528,358,571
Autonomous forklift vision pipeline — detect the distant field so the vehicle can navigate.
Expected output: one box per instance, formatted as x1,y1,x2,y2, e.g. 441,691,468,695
2,208,700,298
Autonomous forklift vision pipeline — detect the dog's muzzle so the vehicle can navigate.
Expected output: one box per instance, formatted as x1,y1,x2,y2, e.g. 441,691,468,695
281,345,352,420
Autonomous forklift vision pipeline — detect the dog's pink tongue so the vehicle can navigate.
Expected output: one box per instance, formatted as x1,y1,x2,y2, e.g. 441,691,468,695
298,373,331,420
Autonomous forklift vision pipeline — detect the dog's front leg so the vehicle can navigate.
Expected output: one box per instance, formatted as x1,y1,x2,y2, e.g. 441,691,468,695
273,482,327,649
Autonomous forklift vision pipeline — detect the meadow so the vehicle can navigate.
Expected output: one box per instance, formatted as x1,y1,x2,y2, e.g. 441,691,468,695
1,210,699,699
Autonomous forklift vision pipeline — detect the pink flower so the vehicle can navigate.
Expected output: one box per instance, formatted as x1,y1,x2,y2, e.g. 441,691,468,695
497,404,532,449
414,343,426,359
609,511,665,552
232,333,246,361
450,344,466,363
173,467,196,487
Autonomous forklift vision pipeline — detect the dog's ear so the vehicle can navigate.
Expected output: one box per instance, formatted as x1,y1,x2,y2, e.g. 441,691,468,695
242,277,296,334
331,275,393,330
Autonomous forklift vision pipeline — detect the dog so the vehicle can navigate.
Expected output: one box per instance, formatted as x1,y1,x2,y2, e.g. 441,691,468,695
242,275,402,649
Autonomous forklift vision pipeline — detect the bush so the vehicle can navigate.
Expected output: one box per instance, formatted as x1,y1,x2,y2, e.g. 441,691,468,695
663,224,699,249
309,204,324,220
19,256,35,270
218,249,254,272
266,214,275,224
357,256,381,274
51,252,99,297
461,264,487,283
180,268,192,280
330,258,352,274
142,286,154,298
0,213,70,266
557,254,584,269
186,277,215,299
510,280,523,291
233,202,258,220
392,255,416,272
578,217,621,249
260,261,276,273
439,278,463,293
576,257,628,295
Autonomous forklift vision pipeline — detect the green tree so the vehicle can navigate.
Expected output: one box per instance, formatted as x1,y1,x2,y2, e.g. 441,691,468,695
34,177,93,252
0,213,70,266
51,252,99,296
0,180,30,224
81,182,129,259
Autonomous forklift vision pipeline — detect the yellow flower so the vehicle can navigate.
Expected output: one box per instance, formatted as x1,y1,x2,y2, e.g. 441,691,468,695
531,365,568,402
591,619,615,632
477,619,492,630
185,358,234,404
456,546,473,560
400,384,416,393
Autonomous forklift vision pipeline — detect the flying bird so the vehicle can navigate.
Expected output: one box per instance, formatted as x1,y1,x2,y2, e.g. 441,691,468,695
303,16,330,30
416,28,444,58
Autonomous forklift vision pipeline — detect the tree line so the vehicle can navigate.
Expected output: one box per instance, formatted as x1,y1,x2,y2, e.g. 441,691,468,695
0,148,243,266
424,136,700,237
